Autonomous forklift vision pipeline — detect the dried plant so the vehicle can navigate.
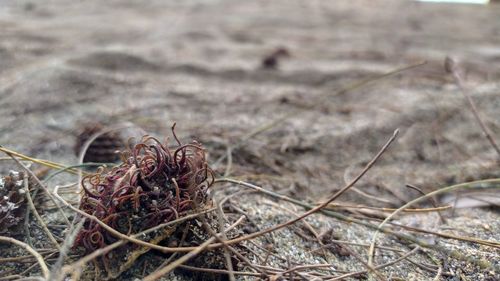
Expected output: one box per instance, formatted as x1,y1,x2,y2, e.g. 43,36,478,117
73,125,214,278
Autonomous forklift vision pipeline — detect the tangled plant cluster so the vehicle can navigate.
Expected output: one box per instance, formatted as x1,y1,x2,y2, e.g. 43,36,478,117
75,127,214,254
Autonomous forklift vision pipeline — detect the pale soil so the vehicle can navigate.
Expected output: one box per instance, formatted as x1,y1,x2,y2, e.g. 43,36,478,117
0,0,499,280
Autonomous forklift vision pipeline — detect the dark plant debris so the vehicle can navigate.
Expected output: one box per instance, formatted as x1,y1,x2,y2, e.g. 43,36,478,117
261,47,291,70
74,125,214,279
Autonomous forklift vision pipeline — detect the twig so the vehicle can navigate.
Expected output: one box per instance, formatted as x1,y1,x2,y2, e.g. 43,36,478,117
0,236,49,280
341,245,386,281
18,252,60,277
13,277,46,281
362,217,499,248
367,178,500,266
288,240,387,279
327,246,420,281
263,200,324,248
310,240,405,254
350,187,394,205
22,173,60,249
0,146,83,175
433,265,443,281
43,163,112,184
445,56,500,159
248,240,286,264
24,201,34,248
201,210,267,276
405,184,446,223
215,198,236,281
323,202,451,213
263,199,337,264
0,275,22,281
49,220,85,280
193,193,267,277
279,263,336,275
178,265,261,277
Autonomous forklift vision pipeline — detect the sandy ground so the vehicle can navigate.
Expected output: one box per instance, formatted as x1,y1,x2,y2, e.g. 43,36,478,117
1,0,499,280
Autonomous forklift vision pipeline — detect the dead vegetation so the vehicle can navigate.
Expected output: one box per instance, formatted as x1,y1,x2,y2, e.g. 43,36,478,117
1,1,500,280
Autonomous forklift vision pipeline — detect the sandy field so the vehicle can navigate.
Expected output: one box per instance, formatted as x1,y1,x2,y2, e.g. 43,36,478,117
0,0,499,280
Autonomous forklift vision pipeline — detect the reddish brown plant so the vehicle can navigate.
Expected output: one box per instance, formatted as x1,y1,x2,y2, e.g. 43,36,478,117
74,125,214,258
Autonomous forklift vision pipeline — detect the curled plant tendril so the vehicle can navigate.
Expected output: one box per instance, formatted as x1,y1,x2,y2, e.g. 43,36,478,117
74,126,215,257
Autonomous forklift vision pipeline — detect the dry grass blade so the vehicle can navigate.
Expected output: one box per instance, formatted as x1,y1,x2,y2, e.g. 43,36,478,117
21,173,60,249
405,184,446,223
202,204,267,276
0,146,86,176
178,265,261,277
49,220,85,281
367,178,500,266
340,245,387,281
328,246,420,280
214,198,236,281
323,203,451,213
377,219,500,248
